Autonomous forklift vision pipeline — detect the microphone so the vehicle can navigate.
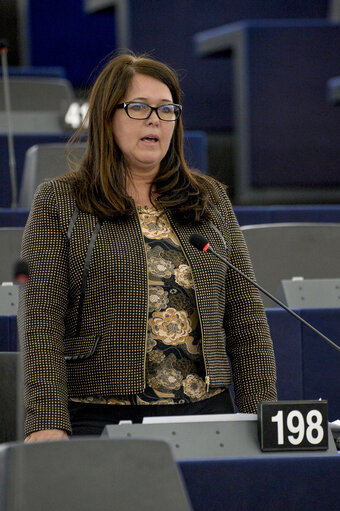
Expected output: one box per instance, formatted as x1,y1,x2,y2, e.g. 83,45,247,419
189,233,340,352
13,259,30,284
0,39,17,208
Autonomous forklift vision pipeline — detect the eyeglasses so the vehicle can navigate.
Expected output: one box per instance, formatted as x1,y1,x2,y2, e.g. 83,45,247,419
115,102,182,121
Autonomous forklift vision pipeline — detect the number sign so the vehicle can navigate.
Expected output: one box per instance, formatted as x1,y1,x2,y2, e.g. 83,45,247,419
258,400,329,451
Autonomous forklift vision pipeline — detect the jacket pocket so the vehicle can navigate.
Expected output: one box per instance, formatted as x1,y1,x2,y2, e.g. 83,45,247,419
64,335,101,362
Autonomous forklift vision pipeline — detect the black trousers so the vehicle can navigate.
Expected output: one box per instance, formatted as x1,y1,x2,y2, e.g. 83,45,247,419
69,391,235,436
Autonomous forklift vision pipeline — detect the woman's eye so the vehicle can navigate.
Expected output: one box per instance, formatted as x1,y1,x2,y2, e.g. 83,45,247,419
130,103,147,111
160,105,172,114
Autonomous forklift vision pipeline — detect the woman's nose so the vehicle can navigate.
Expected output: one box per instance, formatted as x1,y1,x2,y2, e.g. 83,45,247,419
146,110,160,124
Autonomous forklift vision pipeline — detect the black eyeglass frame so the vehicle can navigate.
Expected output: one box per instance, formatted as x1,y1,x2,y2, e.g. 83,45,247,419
115,101,182,121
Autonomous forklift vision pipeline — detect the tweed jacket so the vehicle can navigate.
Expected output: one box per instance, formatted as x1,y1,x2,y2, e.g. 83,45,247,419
18,175,277,436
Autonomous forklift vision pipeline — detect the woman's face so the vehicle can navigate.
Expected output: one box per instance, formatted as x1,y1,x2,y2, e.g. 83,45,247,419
112,73,176,177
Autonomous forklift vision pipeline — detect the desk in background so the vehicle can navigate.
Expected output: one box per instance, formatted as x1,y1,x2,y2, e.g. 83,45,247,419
0,209,29,228
195,20,340,204
234,204,340,226
2,204,340,229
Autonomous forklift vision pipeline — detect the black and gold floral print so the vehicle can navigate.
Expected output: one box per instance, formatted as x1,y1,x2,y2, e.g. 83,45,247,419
72,205,224,405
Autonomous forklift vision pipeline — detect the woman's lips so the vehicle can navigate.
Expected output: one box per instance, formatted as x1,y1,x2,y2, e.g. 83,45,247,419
141,135,159,144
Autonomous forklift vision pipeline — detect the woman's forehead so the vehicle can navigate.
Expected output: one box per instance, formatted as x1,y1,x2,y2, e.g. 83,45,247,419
125,73,173,102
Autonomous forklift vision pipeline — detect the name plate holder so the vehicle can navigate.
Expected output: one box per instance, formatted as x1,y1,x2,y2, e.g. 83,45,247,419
102,402,337,460
258,400,330,452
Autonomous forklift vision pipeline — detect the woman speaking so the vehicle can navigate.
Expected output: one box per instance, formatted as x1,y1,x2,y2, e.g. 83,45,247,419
19,52,277,442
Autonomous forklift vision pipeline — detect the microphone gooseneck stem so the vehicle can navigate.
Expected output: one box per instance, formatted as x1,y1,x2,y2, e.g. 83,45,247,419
208,246,340,352
0,45,17,208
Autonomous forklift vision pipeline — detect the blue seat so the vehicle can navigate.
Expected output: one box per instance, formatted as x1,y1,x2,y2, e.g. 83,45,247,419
240,222,340,307
0,134,69,208
0,77,75,134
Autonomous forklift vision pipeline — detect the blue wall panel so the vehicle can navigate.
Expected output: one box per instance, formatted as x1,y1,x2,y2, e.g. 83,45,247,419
28,0,117,87
247,24,340,187
129,0,328,130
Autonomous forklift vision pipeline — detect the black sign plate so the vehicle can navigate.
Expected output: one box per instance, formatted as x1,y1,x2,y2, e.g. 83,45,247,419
258,400,328,451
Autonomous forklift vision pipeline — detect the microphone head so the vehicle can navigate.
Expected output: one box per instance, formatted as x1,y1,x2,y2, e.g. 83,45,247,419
0,40,9,51
189,233,210,252
13,259,30,284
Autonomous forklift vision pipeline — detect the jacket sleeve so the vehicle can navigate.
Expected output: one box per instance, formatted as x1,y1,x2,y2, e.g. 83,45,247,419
215,185,277,412
18,181,71,436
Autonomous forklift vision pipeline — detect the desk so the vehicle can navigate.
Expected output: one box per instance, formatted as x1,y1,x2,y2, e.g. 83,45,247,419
0,209,29,227
0,315,18,351
234,204,340,226
179,455,340,511
2,205,340,229
195,20,340,204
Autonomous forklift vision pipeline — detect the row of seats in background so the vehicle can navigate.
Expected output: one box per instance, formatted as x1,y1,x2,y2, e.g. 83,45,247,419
0,130,209,209
1,0,340,204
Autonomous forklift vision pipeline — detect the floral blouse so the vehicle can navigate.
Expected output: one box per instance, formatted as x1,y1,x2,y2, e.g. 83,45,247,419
71,206,224,405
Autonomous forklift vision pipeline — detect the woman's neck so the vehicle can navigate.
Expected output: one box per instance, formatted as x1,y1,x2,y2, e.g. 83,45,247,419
126,171,158,207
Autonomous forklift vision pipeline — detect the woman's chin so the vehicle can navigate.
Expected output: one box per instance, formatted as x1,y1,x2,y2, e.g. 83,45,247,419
129,158,161,174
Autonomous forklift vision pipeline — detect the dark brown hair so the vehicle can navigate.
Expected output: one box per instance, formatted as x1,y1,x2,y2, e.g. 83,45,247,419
68,52,218,222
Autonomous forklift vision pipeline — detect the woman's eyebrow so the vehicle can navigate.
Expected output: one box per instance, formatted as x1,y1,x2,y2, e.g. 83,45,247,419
130,97,173,103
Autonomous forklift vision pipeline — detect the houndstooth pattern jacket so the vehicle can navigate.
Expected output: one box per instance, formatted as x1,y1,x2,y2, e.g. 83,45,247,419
18,174,277,436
